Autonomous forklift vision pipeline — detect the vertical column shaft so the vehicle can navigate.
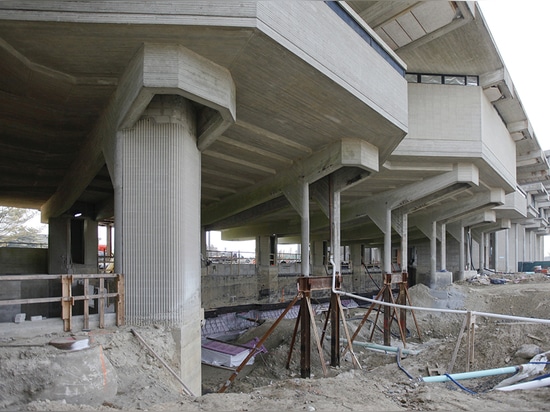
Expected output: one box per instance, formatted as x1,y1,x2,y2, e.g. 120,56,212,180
430,221,437,277
301,180,310,276
440,223,446,271
384,207,391,275
116,95,201,395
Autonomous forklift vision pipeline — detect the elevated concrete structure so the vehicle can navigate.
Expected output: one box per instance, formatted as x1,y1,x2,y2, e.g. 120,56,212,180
1,1,550,393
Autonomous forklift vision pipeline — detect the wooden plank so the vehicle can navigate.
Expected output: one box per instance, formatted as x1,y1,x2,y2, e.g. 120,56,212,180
116,274,125,326
0,275,62,281
83,278,89,330
0,297,61,305
99,277,105,329
62,275,72,332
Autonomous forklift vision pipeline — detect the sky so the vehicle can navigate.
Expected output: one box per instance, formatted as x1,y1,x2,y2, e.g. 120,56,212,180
478,1,549,150
478,1,550,257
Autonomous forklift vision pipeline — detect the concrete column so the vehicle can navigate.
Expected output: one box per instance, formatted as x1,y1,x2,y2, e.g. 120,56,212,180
505,228,510,273
480,231,485,271
430,221,437,277
523,227,527,263
440,223,446,271
311,240,327,276
466,227,471,270
256,235,279,301
384,207,391,275
515,223,519,270
401,213,408,274
48,214,99,317
301,181,310,277
115,95,201,395
349,243,363,291
458,225,465,281
331,190,341,276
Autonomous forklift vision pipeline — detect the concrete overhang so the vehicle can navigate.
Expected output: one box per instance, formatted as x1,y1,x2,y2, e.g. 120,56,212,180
202,138,378,230
0,1,409,228
493,188,528,220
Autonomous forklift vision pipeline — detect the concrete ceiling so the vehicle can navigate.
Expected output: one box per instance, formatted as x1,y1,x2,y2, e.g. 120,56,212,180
0,1,547,245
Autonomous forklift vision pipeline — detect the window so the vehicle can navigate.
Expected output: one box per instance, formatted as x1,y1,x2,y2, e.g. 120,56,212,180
444,75,466,85
71,219,85,264
407,73,479,87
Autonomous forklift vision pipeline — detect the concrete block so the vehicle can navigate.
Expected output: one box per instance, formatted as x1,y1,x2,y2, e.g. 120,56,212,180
14,313,26,323
432,271,453,289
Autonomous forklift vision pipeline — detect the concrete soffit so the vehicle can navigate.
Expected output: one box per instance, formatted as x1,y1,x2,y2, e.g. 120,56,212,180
117,43,236,150
202,138,379,227
41,42,237,222
342,163,479,230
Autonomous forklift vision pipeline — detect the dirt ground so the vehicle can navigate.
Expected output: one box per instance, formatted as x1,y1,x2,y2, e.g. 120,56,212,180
1,272,550,411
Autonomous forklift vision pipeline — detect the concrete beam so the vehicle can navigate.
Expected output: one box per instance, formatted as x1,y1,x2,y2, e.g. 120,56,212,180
202,138,378,226
414,187,505,226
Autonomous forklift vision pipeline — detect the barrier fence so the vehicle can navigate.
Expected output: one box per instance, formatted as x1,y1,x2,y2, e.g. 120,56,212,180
0,273,124,332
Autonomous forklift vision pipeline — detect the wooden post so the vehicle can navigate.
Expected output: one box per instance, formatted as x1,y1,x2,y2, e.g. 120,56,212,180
83,278,89,330
466,312,476,371
116,274,125,326
61,275,73,332
99,277,105,328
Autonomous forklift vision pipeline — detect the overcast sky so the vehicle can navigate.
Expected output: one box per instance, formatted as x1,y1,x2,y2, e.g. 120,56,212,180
478,0,549,151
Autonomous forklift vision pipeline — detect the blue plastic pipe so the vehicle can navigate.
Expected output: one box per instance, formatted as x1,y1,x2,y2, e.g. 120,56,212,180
422,366,519,383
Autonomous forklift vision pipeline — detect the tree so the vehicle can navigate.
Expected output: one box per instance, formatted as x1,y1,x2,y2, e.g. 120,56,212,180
0,207,42,243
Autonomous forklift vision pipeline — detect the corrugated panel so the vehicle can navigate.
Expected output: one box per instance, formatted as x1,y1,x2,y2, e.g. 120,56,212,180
122,114,200,326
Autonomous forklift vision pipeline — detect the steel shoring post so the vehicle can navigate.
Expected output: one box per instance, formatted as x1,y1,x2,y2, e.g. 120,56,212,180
330,291,339,367
286,305,302,369
218,293,301,393
300,292,311,378
383,273,392,346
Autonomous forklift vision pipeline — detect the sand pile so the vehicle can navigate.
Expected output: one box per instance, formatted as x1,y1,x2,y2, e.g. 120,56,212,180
1,273,549,411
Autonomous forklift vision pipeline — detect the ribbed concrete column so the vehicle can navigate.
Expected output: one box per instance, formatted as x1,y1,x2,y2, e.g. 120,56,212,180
401,212,408,274
430,221,437,277
301,180,310,277
440,223,446,271
505,228,510,273
384,208,391,275
458,225,465,280
479,232,486,273
116,94,201,395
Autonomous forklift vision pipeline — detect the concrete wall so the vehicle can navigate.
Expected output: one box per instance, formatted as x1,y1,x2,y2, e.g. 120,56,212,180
0,247,48,322
201,266,378,310
406,83,482,152
480,90,517,191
